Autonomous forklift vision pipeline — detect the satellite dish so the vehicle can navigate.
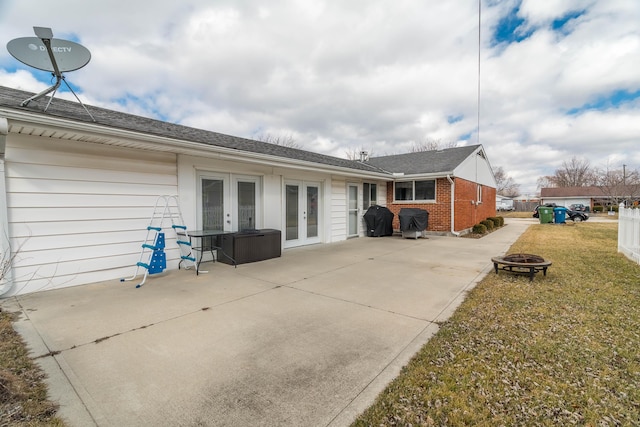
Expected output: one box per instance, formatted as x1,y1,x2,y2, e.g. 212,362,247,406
5,27,94,121
7,37,91,72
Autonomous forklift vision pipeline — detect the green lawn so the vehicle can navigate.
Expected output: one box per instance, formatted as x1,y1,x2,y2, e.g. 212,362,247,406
352,222,640,426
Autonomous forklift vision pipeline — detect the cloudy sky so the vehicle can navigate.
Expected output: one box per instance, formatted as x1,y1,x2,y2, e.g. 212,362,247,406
1,0,639,195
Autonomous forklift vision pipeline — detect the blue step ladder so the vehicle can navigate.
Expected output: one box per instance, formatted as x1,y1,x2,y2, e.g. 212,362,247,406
121,195,197,288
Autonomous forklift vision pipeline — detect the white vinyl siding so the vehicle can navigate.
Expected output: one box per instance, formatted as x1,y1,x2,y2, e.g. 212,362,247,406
331,178,347,241
5,135,177,295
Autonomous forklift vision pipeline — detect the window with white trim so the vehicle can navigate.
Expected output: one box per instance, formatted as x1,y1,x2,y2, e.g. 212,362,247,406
477,184,483,204
394,179,436,202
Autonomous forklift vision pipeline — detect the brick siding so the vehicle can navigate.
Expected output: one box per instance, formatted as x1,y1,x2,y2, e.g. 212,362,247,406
385,178,497,233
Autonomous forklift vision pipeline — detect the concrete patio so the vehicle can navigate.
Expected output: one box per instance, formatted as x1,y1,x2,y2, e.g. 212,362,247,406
2,218,533,426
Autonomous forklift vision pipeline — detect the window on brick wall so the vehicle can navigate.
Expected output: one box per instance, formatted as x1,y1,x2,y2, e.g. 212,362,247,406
394,179,436,202
477,184,483,204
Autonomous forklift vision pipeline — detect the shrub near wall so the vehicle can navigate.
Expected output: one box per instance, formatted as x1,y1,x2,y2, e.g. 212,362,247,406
470,216,505,236
489,216,504,226
481,219,494,230
472,223,487,234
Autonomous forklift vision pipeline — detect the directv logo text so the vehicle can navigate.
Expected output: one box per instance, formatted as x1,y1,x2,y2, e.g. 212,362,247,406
28,43,72,53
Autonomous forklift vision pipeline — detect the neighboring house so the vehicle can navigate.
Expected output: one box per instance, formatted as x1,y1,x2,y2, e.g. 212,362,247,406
0,86,496,295
540,186,600,209
540,186,640,210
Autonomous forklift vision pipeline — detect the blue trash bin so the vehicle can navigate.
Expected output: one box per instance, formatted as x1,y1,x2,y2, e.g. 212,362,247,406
553,207,568,224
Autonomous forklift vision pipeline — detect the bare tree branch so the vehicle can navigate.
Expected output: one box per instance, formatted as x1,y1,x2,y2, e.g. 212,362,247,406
345,147,375,161
595,162,640,206
547,156,597,187
410,139,458,152
537,176,555,189
256,133,302,149
493,166,520,197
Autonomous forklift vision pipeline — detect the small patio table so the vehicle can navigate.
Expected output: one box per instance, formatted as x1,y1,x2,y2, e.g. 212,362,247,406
178,230,237,274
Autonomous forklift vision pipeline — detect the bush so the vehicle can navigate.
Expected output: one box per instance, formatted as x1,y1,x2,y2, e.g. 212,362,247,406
481,219,494,230
473,223,487,234
488,216,504,227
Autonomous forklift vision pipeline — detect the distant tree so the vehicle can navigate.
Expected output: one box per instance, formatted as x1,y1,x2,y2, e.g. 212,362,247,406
410,139,458,152
256,133,301,149
537,175,555,189
595,162,640,207
493,166,520,197
546,156,597,187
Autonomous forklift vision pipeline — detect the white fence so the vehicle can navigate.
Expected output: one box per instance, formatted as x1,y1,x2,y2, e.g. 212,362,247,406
618,206,640,264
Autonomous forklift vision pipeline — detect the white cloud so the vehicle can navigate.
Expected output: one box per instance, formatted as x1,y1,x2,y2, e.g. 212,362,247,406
0,0,639,195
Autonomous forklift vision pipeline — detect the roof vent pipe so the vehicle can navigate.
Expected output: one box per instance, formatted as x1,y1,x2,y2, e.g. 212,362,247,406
359,151,368,162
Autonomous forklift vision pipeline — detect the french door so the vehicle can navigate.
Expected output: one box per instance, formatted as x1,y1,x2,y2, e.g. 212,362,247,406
200,174,229,231
285,180,321,247
198,173,261,232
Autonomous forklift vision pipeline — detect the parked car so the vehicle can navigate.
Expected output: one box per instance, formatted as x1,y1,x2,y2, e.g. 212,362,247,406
567,210,589,222
569,203,588,212
532,203,588,222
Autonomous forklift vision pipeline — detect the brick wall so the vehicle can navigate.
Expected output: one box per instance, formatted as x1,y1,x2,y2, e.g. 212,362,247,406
385,178,497,233
453,178,497,230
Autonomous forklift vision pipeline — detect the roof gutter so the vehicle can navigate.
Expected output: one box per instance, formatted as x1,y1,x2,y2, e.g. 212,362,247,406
0,117,13,296
447,174,460,237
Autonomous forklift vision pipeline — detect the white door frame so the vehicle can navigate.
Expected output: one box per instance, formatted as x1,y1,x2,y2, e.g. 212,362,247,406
231,174,262,231
197,171,262,232
347,183,359,238
284,180,322,248
197,172,231,231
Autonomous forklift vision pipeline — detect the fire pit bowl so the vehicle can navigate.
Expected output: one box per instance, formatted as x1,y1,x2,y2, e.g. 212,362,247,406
491,253,551,281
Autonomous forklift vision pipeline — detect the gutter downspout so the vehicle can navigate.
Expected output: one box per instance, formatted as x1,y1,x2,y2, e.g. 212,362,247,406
447,175,460,237
0,117,13,296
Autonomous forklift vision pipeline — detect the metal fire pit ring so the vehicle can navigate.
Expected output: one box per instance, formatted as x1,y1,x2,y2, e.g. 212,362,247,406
491,253,551,281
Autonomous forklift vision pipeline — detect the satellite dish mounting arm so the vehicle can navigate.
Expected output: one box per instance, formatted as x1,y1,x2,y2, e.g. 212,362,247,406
19,27,95,121
20,36,63,107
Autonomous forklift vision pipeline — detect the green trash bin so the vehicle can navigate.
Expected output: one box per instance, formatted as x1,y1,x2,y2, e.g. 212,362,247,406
538,206,554,224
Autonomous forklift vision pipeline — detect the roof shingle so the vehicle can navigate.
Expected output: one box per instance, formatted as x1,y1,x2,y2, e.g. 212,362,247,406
0,85,480,177
367,145,480,175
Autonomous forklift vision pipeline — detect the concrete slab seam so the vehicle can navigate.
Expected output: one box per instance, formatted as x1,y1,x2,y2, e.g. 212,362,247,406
282,284,433,322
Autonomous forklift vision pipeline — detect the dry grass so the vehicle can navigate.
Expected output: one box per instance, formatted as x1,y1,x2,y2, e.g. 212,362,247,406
352,222,640,426
500,211,534,219
0,309,66,426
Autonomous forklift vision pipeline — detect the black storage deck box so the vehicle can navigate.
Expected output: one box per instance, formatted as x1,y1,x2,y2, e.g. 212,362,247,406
219,229,281,265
